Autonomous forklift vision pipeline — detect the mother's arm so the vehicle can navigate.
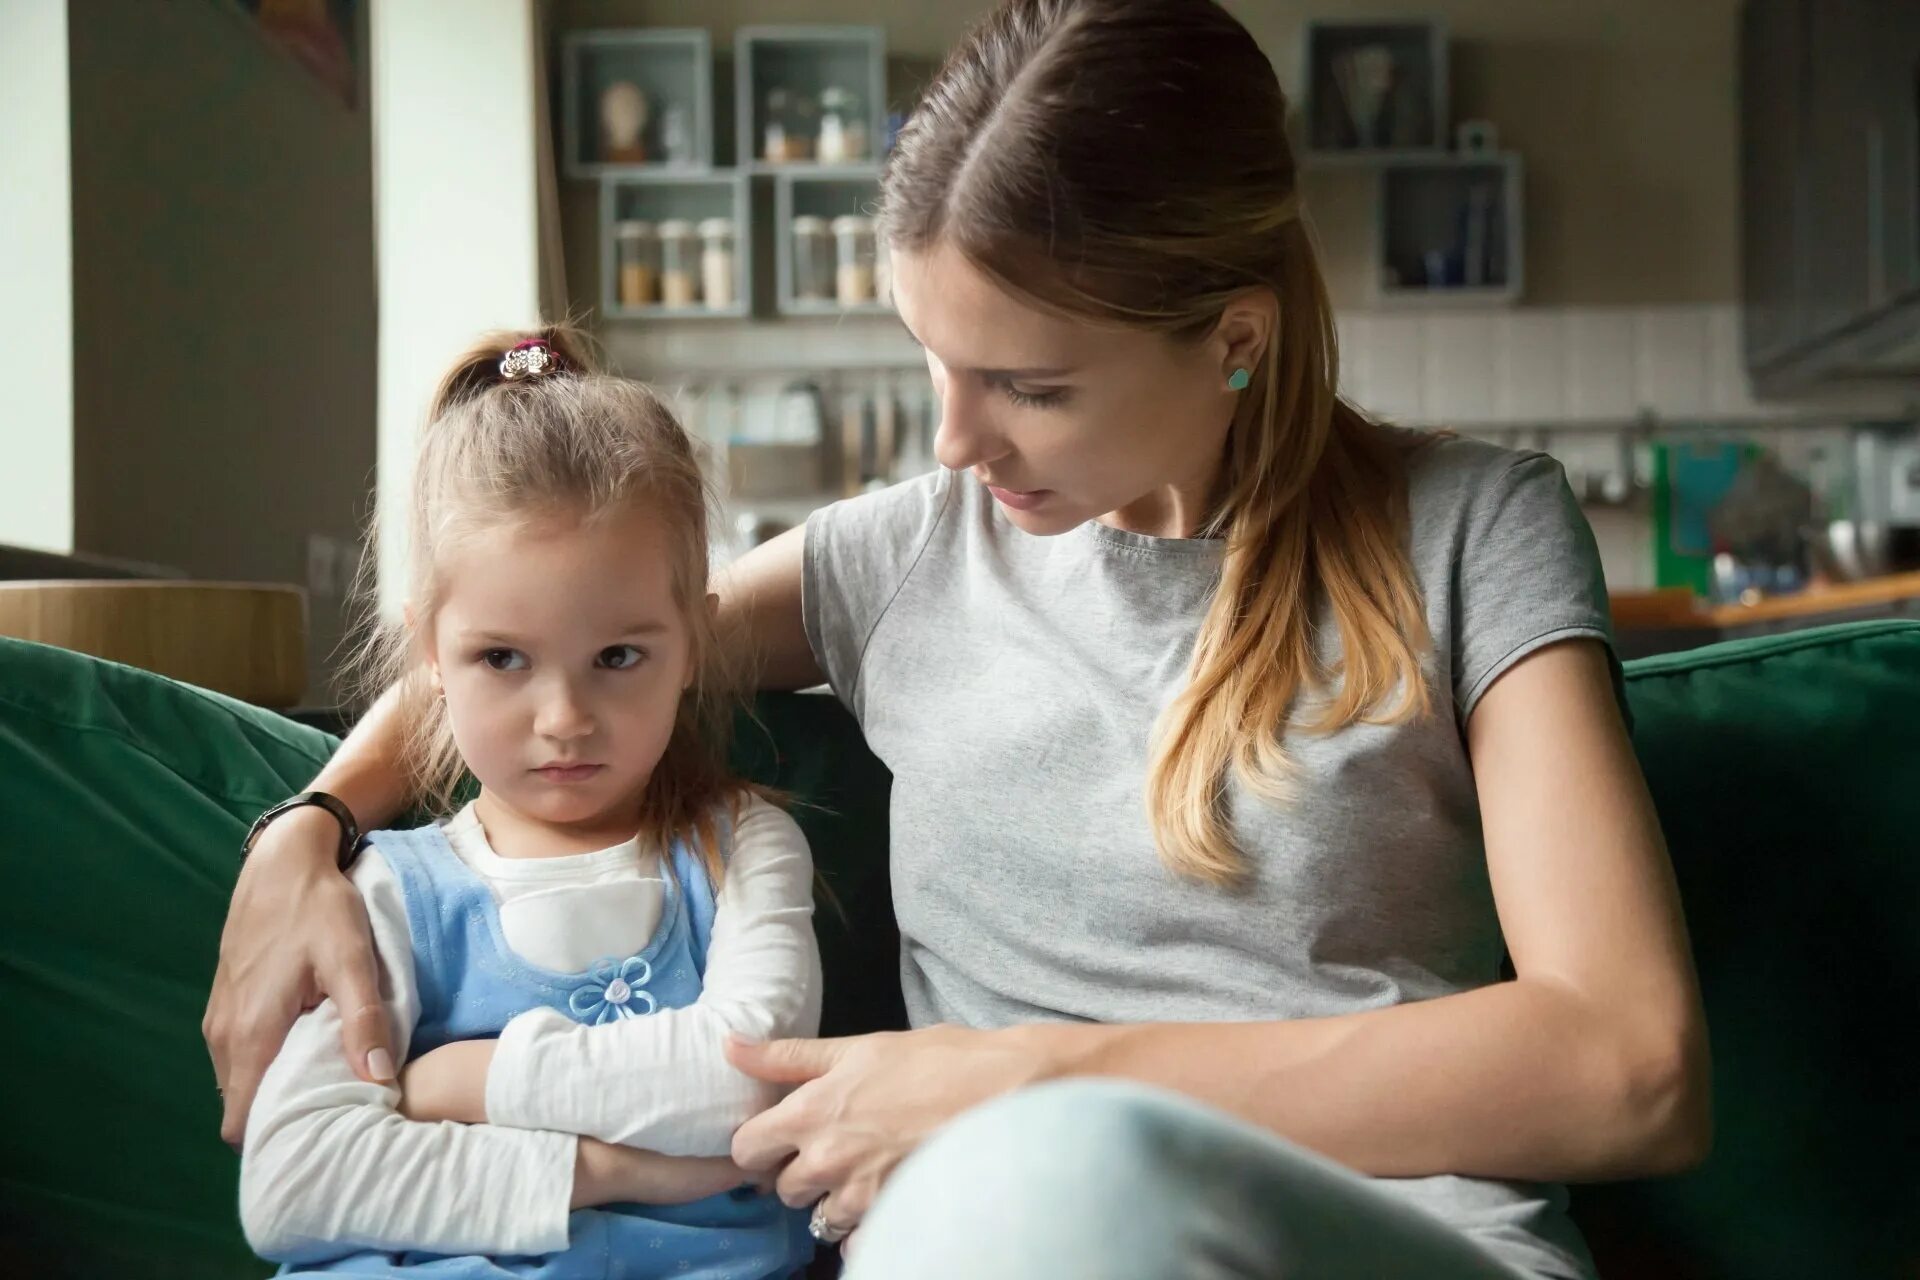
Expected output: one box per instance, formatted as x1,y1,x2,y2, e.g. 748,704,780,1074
731,638,1710,1218
1046,637,1710,1180
205,527,819,1142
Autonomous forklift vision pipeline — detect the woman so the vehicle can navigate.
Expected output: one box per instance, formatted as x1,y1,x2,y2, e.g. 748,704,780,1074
205,1,1709,1276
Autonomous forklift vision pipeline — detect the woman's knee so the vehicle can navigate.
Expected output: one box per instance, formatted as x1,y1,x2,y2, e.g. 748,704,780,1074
845,1079,1242,1279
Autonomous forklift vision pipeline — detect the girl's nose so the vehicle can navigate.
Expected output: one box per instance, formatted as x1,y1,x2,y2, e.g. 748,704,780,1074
533,677,595,740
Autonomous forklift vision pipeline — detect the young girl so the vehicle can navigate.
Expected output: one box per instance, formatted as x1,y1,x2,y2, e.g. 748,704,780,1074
238,328,821,1278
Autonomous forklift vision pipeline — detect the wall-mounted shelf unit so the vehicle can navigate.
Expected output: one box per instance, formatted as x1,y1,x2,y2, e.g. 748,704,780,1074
1300,19,1448,165
562,30,714,178
1375,153,1524,306
599,172,751,320
736,26,887,173
773,167,891,317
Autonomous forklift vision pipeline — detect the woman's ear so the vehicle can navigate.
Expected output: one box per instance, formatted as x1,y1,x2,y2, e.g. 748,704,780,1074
1211,286,1276,383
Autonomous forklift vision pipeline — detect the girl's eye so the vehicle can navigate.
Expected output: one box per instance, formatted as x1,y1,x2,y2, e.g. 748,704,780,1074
598,644,646,670
1003,384,1069,409
481,648,528,672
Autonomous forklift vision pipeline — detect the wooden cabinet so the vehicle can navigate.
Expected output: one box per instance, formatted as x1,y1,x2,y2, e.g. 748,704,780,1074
1741,0,1920,390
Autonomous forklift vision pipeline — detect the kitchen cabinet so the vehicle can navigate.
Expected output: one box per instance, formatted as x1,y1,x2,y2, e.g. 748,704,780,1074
1741,0,1920,391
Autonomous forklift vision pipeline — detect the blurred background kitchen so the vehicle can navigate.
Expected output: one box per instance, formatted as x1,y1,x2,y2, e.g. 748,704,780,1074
3,0,1918,709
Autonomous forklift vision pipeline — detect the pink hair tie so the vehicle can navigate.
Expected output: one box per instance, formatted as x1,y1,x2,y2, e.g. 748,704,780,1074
499,338,564,379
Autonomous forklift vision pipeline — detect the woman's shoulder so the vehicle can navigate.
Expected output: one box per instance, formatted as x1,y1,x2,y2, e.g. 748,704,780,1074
809,468,956,542
1385,426,1577,544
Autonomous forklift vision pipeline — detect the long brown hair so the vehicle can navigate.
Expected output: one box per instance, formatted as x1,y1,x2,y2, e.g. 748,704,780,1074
344,325,745,881
883,0,1433,886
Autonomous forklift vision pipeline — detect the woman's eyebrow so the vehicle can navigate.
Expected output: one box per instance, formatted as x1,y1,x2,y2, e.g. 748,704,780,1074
898,320,1076,378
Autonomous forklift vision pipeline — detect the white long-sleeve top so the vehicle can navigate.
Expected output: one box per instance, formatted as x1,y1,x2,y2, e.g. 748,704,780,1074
239,794,821,1264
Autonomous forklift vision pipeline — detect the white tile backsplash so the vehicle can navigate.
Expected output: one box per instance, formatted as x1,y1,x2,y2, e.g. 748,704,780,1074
1422,315,1498,424
1491,311,1568,421
1633,309,1713,419
1564,310,1641,421
1362,314,1426,423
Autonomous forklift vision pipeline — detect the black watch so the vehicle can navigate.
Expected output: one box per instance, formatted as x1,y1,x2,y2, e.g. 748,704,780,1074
242,791,367,871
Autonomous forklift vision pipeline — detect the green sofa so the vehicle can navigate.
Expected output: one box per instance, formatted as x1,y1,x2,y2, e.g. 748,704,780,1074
2,621,1916,1279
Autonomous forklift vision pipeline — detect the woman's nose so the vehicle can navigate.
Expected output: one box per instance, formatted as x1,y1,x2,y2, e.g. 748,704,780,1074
933,381,1006,473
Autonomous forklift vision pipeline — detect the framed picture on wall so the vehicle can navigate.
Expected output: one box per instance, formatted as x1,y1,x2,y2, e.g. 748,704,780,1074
228,0,357,107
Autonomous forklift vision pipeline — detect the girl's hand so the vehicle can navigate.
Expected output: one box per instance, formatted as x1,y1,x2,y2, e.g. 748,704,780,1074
397,1038,496,1124
572,1139,755,1208
725,1026,1053,1236
204,806,396,1147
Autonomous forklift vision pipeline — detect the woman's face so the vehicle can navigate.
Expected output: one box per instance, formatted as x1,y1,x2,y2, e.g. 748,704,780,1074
891,240,1260,538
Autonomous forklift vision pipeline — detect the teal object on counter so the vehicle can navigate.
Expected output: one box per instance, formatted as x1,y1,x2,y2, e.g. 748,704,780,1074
2,622,1916,1278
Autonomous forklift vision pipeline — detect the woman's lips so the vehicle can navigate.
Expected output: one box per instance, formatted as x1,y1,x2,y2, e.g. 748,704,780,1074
985,485,1052,512
533,763,605,783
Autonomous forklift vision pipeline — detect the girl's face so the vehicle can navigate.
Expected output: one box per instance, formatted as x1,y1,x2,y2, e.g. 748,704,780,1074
426,504,697,845
890,240,1262,539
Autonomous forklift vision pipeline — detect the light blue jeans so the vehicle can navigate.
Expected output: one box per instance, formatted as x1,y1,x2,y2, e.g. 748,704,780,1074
842,1079,1538,1280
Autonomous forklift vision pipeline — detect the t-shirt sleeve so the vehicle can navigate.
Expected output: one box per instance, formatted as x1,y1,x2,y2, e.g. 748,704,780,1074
1451,452,1628,724
802,470,953,712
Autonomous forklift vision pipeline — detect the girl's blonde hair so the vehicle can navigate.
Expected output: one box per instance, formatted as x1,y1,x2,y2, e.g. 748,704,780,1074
883,0,1434,886
346,325,743,881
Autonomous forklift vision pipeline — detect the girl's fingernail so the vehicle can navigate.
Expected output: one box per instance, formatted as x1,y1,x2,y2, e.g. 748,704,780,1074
368,1047,396,1081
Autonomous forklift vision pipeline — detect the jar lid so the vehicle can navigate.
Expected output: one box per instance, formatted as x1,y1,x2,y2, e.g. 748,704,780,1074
831,214,875,234
697,217,735,237
656,218,695,236
614,219,655,236
791,215,829,234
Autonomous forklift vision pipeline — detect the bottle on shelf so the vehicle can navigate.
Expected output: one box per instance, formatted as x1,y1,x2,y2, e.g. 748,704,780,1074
762,87,815,163
615,220,660,306
832,214,877,306
658,219,699,308
817,87,868,163
698,217,737,310
791,215,834,302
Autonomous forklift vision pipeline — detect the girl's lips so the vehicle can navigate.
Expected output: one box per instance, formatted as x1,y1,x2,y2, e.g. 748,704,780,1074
533,763,605,783
986,485,1052,512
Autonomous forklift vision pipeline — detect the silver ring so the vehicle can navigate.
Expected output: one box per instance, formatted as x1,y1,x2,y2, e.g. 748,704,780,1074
808,1199,851,1245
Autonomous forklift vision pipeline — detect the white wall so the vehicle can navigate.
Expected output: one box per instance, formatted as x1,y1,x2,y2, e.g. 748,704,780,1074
372,0,545,612
0,0,74,553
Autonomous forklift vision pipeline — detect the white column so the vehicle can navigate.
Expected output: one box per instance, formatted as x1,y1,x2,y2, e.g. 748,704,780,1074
0,0,75,553
371,0,543,611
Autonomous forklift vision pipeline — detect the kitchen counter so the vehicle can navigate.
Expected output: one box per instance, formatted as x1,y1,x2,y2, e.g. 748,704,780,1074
1611,571,1920,657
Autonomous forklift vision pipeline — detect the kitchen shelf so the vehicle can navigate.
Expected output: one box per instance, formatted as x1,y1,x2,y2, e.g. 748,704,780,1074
562,29,714,177
599,171,751,321
1374,153,1524,306
772,167,890,316
1300,19,1448,162
736,26,887,172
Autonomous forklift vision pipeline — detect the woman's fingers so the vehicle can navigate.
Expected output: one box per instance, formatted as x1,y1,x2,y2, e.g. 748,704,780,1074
204,814,392,1146
320,925,396,1085
731,1081,811,1173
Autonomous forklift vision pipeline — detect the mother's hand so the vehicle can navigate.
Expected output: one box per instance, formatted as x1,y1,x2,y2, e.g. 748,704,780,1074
203,807,396,1147
726,1025,1053,1236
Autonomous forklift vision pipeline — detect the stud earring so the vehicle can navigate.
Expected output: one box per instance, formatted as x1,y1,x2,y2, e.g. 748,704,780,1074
1227,367,1251,391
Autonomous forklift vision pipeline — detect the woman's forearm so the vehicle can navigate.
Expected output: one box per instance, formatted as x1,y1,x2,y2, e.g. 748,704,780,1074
305,683,414,832
1024,975,1710,1184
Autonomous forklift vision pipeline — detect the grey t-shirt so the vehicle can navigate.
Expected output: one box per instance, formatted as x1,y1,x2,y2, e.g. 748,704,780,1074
802,431,1616,1279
